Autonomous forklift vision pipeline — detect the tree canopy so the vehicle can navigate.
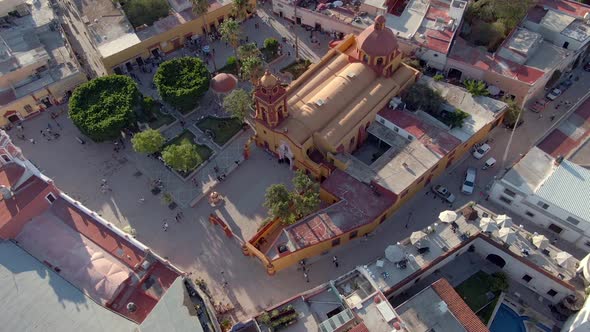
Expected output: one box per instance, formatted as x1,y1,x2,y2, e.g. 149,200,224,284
132,129,166,154
223,88,252,121
162,139,201,172
263,171,321,225
231,0,252,21
69,75,139,141
402,83,445,115
263,38,279,56
464,79,489,97
154,57,210,113
122,0,170,28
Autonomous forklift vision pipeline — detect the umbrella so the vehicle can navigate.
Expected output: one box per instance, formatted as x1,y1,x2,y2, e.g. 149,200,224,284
555,252,575,269
410,231,427,245
385,245,405,262
496,214,513,228
438,210,457,223
332,0,343,6
532,234,549,250
498,227,516,244
479,217,498,233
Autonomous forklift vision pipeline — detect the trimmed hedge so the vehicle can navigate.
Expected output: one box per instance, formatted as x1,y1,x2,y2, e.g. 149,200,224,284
154,57,210,113
69,75,139,141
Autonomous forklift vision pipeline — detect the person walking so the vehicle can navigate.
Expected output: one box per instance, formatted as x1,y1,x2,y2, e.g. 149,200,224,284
332,256,339,268
163,222,169,231
303,272,309,283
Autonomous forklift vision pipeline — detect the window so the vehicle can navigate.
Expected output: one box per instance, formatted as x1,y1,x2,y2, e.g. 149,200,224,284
363,54,369,63
563,41,569,49
393,126,399,132
24,105,34,113
499,196,513,205
548,224,563,234
537,201,549,210
331,238,340,247
400,190,409,197
1,155,10,163
349,231,358,239
547,289,558,297
503,189,516,198
376,57,384,66
433,53,439,57
522,274,532,282
566,216,580,226
45,193,56,204
407,135,413,140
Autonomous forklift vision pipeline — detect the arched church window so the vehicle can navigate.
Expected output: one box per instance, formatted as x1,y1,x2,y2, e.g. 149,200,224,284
376,57,384,66
363,54,369,63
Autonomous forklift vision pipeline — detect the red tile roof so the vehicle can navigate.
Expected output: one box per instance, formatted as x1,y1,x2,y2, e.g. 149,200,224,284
425,6,449,21
431,279,490,332
539,0,590,18
449,38,545,84
0,175,50,225
348,323,369,332
538,98,590,158
0,163,25,188
50,197,145,268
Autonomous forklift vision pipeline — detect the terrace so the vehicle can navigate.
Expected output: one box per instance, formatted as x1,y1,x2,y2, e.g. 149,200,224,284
363,204,584,296
295,0,374,28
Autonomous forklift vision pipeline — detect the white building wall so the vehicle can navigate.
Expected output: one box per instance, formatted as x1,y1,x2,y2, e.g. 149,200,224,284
472,237,574,303
418,50,447,70
490,181,590,252
272,0,362,35
562,295,590,332
376,114,416,141
445,57,485,81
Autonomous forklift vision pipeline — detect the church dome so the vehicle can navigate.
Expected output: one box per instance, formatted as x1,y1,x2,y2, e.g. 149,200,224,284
259,70,279,88
210,73,238,94
356,15,399,57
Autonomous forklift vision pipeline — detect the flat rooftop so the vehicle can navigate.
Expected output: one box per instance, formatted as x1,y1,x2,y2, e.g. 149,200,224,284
385,0,428,40
74,0,231,58
400,278,490,332
0,241,136,332
501,146,556,195
362,204,582,294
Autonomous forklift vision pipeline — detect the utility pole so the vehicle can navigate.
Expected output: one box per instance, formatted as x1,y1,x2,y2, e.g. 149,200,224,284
293,0,299,60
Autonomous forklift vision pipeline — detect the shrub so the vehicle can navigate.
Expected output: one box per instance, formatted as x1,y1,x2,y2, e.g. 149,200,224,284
464,79,489,97
69,75,139,141
433,74,444,81
264,38,280,55
154,57,210,113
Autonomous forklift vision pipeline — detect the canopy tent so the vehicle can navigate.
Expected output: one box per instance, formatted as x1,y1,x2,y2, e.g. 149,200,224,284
555,251,575,269
438,210,457,223
532,234,549,250
385,245,405,262
495,214,513,228
498,227,516,245
410,231,427,245
479,217,498,233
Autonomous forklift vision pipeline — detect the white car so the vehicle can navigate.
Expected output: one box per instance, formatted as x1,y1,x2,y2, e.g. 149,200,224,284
546,88,562,101
473,143,491,159
462,167,477,194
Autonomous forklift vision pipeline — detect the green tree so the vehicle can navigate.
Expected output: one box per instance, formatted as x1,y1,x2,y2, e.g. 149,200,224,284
122,0,170,28
223,88,252,121
154,57,210,113
69,75,139,142
464,79,489,97
293,170,318,194
264,184,294,224
191,0,217,70
263,38,280,56
402,83,445,116
241,56,264,83
231,0,252,21
490,272,509,293
291,171,320,218
131,129,165,154
238,42,261,59
219,19,242,74
162,140,201,172
502,99,522,127
443,109,470,129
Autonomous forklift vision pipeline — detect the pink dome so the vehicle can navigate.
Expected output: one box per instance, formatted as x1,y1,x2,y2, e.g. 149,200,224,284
356,15,399,57
211,73,238,93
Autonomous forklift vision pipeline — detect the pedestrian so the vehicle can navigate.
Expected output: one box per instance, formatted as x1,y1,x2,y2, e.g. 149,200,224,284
138,197,145,203
550,115,555,121
29,138,35,144
303,272,309,283
163,222,169,231
332,256,339,268
175,214,179,222
47,123,52,130
538,113,543,119
17,124,23,131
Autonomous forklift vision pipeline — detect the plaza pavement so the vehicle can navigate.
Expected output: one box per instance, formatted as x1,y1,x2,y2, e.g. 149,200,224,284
14,8,590,322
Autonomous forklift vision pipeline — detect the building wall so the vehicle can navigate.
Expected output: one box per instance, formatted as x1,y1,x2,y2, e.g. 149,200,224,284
490,181,590,251
0,184,57,239
0,59,50,90
472,237,575,303
272,0,363,35
522,20,586,52
561,295,590,332
102,1,255,73
0,71,86,126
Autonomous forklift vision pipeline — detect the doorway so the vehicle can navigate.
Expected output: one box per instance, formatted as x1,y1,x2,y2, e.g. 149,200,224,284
136,57,144,66
296,17,301,25
125,61,133,72
315,23,321,31
40,97,52,108
7,114,20,123
151,48,161,57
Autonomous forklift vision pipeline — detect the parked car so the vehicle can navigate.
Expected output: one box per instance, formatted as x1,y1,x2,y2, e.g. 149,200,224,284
473,143,491,159
529,99,547,113
432,184,456,203
461,167,477,195
558,79,573,92
546,88,562,101
584,62,590,72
